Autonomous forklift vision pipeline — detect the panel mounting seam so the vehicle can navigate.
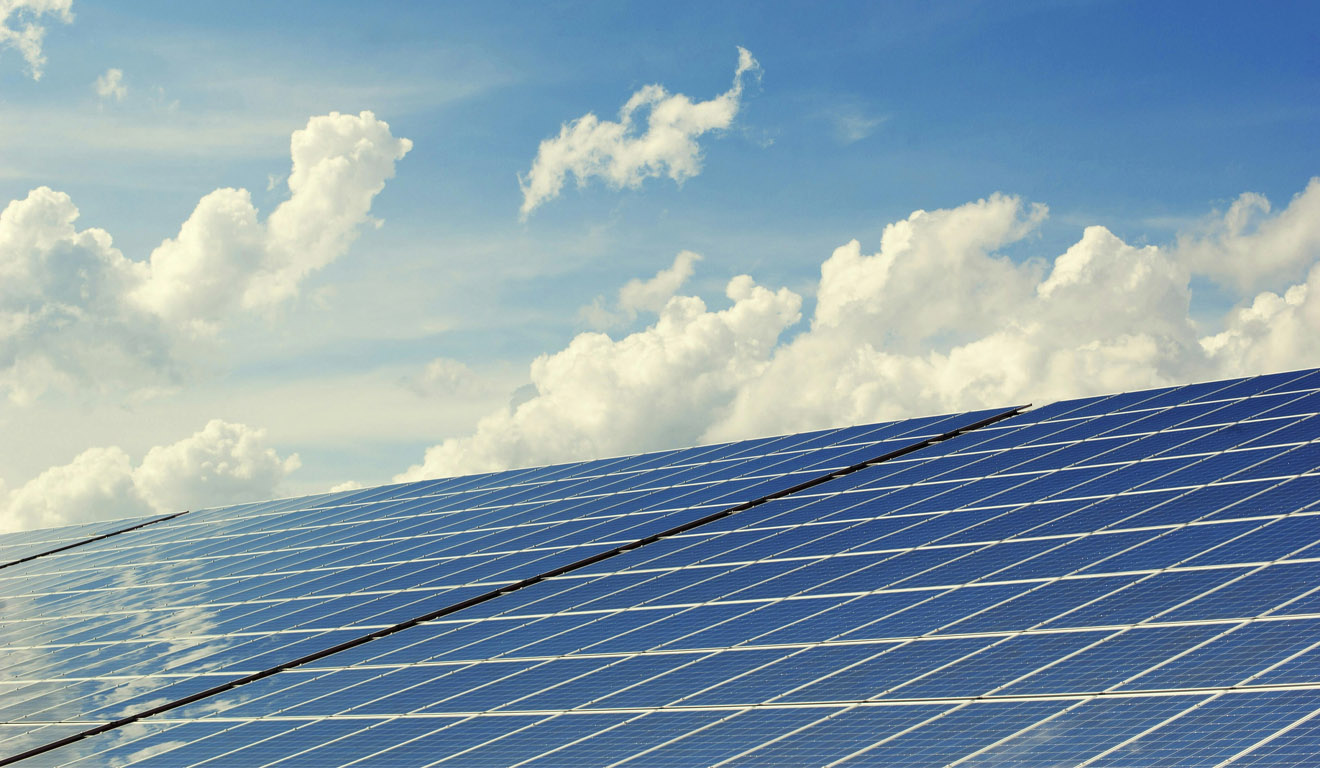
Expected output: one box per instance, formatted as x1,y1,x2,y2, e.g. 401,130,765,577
0,511,190,573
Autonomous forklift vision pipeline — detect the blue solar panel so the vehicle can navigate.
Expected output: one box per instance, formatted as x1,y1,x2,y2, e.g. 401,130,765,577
5,370,1320,766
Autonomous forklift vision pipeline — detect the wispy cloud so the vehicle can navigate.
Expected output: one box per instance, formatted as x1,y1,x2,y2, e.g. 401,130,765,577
94,67,126,101
519,47,761,218
831,109,887,144
0,0,72,80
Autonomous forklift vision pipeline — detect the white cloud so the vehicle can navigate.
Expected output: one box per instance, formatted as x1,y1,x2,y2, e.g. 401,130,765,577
0,446,148,533
1176,178,1320,294
518,47,760,218
0,111,410,403
405,357,481,398
812,194,1047,352
0,186,168,405
133,419,300,514
0,0,72,80
714,210,1208,439
396,275,801,480
0,419,298,532
133,110,413,327
831,110,886,144
406,178,1320,479
1201,262,1320,377
95,67,126,101
581,250,702,328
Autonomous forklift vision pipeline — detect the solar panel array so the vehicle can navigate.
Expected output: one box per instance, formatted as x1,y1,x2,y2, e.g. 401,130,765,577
3,369,1320,766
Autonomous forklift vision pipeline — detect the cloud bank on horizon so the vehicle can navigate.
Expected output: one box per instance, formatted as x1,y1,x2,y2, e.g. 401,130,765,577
13,177,1317,530
518,46,760,218
0,420,299,533
397,178,1320,481
2,24,1317,536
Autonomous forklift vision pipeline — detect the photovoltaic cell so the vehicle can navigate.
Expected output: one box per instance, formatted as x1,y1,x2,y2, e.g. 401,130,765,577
5,368,1320,766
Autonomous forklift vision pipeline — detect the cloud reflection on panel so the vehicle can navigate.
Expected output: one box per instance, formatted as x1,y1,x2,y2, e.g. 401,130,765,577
404,178,1320,480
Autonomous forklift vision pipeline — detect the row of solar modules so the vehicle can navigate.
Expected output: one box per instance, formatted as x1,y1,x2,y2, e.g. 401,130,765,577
0,409,1005,762
6,368,1320,766
12,691,1320,767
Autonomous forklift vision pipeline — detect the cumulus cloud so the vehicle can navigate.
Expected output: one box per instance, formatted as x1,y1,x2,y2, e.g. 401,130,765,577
0,111,410,403
0,446,146,533
0,187,167,404
1176,178,1320,294
0,420,298,532
132,110,413,327
0,0,72,80
396,275,800,479
94,66,126,101
581,250,702,328
1202,262,1320,377
133,420,301,514
518,47,760,218
714,209,1208,439
812,194,1048,352
407,177,1320,478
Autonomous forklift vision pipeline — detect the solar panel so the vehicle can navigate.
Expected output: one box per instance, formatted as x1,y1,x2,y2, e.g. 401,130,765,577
4,368,1320,766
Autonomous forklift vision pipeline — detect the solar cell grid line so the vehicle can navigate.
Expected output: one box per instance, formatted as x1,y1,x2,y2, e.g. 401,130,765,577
967,636,1320,764
902,472,1314,622
1078,689,1320,768
385,382,1320,717
1007,519,1319,636
699,705,849,767
0,406,1024,766
598,707,829,768
923,700,1091,768
1125,617,1320,694
15,377,1320,765
331,716,483,768
950,371,1320,461
1094,540,1320,693
808,699,1069,767
928,693,1202,768
802,406,1309,527
1223,703,1320,766
46,390,1293,738
275,559,1298,696
483,401,1309,665
713,702,961,767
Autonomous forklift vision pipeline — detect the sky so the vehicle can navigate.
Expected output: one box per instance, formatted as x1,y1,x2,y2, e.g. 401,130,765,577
1,0,1318,531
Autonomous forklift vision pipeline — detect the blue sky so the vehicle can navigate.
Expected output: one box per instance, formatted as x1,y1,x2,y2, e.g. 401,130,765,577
1,0,1318,529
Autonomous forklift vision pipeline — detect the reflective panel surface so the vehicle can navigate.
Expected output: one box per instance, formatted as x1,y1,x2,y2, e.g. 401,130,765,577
7,369,1320,766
